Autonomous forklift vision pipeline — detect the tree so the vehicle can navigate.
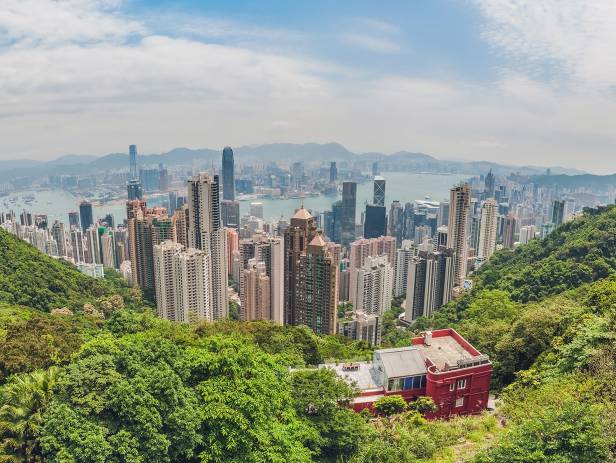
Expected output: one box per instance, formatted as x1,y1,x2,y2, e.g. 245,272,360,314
374,395,407,417
407,397,437,415
0,367,59,463
473,399,611,463
290,368,367,459
38,333,313,463
0,313,96,380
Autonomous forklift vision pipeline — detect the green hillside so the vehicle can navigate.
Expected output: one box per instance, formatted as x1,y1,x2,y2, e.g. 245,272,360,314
471,206,616,302
1,208,616,462
0,228,126,312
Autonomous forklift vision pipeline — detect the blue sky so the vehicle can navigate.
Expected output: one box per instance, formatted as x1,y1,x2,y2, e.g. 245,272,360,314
127,0,496,81
0,0,615,172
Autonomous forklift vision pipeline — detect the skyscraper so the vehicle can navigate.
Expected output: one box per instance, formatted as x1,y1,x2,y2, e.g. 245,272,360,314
551,199,565,225
236,234,284,323
363,204,387,239
100,230,116,268
447,184,471,287
226,228,239,272
254,236,284,324
50,220,66,257
158,164,169,192
126,200,172,300
438,201,449,227
173,205,189,248
341,182,357,246
283,206,317,325
484,169,495,197
250,202,264,219
388,200,404,243
153,241,213,323
68,211,80,229
221,200,240,229
291,162,304,190
241,260,270,321
79,200,93,231
404,248,455,321
394,240,417,297
373,176,386,207
324,200,343,243
295,233,338,334
222,146,235,201
348,236,396,270
129,144,138,179
329,161,338,183
477,199,498,261
153,241,184,321
187,173,228,320
502,214,517,249
70,229,86,263
350,255,393,316
127,179,143,201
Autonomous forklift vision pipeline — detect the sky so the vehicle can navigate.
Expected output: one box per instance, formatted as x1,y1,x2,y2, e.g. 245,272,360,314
1,0,615,173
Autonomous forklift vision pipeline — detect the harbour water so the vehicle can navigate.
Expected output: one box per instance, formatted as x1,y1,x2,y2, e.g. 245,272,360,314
1,172,466,224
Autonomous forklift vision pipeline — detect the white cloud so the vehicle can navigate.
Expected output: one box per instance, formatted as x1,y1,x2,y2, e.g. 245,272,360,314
474,0,616,88
0,0,143,46
341,33,400,54
340,17,401,54
1,0,616,173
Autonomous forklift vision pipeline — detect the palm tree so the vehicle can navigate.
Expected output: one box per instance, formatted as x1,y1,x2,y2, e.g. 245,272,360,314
0,366,59,463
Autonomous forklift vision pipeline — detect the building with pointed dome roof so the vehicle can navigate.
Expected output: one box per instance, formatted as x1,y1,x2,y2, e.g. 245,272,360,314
295,230,338,335
284,206,318,325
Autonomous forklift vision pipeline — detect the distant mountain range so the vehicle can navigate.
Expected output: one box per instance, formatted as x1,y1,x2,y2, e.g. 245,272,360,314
0,142,585,183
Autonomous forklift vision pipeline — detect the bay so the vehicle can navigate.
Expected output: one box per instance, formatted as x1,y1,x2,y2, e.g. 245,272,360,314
0,172,466,225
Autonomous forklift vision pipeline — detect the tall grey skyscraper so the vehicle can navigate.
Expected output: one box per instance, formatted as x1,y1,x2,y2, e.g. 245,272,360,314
552,199,565,225
222,146,235,201
221,200,240,229
127,179,143,201
329,161,337,183
388,200,404,242
484,169,495,197
363,204,387,239
50,220,66,257
404,248,455,321
341,181,357,246
79,201,93,231
187,173,228,319
373,176,386,206
129,145,138,180
447,184,471,287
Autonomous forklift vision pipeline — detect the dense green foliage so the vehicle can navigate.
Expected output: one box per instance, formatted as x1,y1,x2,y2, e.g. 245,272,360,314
374,395,407,417
472,205,616,302
2,206,616,461
0,229,140,312
0,230,106,312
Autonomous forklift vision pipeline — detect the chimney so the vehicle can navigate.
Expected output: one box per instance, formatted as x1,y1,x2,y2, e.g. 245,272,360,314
424,331,433,346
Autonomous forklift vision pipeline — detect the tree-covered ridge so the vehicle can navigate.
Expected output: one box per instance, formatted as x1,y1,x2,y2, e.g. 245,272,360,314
472,205,616,302
0,229,132,312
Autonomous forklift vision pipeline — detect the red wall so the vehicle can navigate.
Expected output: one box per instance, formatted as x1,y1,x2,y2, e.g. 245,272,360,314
354,329,493,418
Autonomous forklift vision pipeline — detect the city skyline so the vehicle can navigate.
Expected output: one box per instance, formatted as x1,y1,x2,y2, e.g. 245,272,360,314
1,1,615,172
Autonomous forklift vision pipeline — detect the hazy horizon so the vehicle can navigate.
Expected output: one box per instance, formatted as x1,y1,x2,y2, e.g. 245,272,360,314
0,141,590,175
1,1,615,173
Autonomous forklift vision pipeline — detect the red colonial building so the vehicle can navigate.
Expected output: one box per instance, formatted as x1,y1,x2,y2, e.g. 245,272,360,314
323,329,492,418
